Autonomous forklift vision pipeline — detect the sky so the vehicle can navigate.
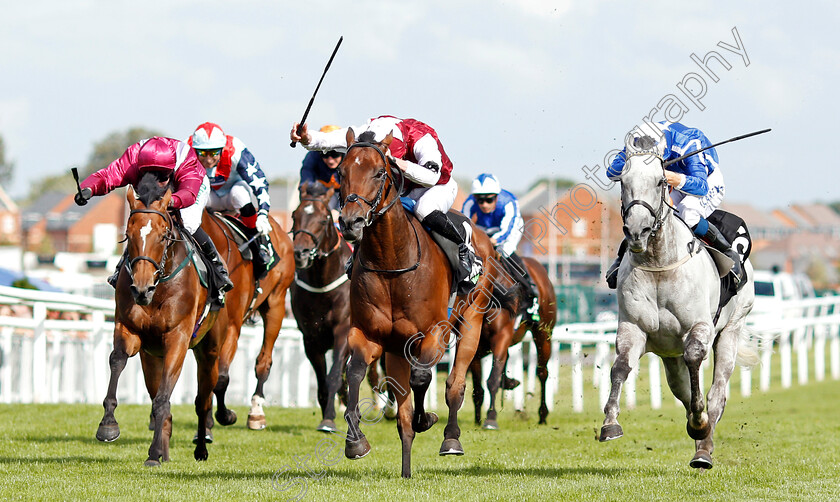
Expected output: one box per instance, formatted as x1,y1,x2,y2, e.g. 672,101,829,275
1,0,837,209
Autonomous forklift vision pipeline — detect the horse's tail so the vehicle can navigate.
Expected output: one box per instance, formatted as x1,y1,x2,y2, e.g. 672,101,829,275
735,325,761,368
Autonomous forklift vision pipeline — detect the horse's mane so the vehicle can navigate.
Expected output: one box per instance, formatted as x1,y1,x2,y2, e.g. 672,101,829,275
302,181,329,198
357,131,377,143
136,170,172,207
633,135,657,150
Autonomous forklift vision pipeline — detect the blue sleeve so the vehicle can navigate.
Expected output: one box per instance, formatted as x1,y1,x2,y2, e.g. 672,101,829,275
492,200,519,242
235,148,271,213
299,152,319,187
675,154,709,196
462,196,476,218
606,148,627,180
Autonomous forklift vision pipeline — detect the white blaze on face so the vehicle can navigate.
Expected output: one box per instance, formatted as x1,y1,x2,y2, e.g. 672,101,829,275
303,204,315,215
354,158,361,166
139,220,153,252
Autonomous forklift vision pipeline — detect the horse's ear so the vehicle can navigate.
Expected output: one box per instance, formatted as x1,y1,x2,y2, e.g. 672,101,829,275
299,181,309,197
346,127,356,147
325,187,335,201
127,185,137,208
160,189,172,210
381,130,394,152
655,134,667,157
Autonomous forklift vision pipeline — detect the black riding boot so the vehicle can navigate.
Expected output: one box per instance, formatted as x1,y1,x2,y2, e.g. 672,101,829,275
699,221,746,288
605,239,628,289
423,210,483,295
505,252,540,322
107,248,128,289
192,227,234,306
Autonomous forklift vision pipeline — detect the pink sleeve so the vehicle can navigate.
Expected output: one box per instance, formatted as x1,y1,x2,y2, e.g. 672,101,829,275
170,147,204,209
79,142,143,196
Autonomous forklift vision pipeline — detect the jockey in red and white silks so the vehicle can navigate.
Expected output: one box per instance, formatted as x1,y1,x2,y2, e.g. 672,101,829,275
303,115,457,221
290,115,482,295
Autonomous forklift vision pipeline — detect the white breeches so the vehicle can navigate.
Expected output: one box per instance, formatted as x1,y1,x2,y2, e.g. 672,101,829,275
407,177,458,221
206,180,254,212
671,168,725,228
179,176,210,234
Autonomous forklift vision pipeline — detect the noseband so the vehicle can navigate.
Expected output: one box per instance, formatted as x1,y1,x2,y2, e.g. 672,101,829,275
340,142,405,226
292,197,342,260
620,150,670,234
125,208,175,287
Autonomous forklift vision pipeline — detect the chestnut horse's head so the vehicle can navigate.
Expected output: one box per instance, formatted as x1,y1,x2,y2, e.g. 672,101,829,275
292,181,336,269
337,128,401,243
124,171,174,305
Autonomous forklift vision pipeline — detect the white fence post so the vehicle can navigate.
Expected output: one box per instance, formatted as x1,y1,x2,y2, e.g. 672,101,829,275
31,303,46,403
0,326,12,403
571,341,583,413
648,354,662,410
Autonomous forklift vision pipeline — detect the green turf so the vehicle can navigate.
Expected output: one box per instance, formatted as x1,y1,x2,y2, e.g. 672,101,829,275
0,367,838,501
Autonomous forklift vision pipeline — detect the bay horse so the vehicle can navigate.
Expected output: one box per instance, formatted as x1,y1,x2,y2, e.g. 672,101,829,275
470,255,556,429
290,181,354,433
202,208,294,431
95,174,222,465
337,130,499,478
600,134,756,469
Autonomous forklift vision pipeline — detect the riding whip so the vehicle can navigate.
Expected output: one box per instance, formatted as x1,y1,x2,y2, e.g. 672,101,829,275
71,167,87,205
663,128,771,167
290,36,344,148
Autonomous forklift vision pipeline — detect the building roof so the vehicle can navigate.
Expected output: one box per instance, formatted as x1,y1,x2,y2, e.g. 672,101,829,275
790,203,840,227
720,202,788,230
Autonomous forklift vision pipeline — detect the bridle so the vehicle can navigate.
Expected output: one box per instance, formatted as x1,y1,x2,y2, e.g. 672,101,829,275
619,150,671,234
124,208,178,287
340,142,405,227
291,197,343,261
340,141,421,274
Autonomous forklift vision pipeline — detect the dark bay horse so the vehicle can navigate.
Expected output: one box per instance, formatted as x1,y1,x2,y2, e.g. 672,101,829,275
95,177,222,465
290,182,355,433
338,130,498,478
202,209,295,430
470,256,556,429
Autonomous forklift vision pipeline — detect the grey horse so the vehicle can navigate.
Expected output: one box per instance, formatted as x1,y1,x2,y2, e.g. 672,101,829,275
599,134,757,469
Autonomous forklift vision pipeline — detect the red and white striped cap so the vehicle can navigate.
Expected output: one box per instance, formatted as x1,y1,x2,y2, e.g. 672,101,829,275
190,122,226,149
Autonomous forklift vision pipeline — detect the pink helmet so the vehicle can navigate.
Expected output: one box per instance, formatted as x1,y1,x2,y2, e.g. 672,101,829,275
190,122,226,149
137,138,177,172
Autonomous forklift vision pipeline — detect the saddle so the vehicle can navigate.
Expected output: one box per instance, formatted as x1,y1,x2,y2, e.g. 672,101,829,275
700,210,752,322
400,199,473,296
214,212,281,277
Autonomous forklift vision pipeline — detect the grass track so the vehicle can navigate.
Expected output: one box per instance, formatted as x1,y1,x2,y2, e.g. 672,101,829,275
0,375,838,501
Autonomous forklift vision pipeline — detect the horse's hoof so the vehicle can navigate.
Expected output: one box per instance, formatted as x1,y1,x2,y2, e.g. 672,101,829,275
414,412,438,433
482,419,499,430
690,450,713,469
96,424,120,442
194,448,209,461
599,424,623,442
316,420,338,433
501,377,521,390
192,431,213,444
215,408,237,426
247,414,266,430
439,438,465,456
345,437,371,459
686,421,711,441
144,459,161,467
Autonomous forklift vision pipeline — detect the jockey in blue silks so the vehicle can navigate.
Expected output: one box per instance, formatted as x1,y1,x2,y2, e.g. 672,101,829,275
604,121,745,289
463,173,539,321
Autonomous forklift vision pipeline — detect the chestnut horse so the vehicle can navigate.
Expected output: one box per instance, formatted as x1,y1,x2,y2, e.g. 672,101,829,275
469,256,556,429
202,209,294,430
337,130,498,478
290,182,354,432
95,176,222,465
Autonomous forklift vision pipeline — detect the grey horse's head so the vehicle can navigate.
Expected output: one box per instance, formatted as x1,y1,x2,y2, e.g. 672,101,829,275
619,133,668,253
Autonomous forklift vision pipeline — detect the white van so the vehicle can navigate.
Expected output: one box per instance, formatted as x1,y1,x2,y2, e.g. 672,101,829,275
752,269,813,312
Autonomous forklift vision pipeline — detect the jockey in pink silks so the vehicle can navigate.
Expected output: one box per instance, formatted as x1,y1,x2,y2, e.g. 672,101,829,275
75,136,233,306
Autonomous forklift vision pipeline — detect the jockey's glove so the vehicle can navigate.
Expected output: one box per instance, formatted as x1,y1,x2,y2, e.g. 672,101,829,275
256,213,272,236
74,187,92,206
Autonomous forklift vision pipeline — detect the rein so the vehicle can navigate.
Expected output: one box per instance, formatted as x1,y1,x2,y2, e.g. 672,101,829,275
125,208,191,287
620,150,670,234
342,141,422,274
